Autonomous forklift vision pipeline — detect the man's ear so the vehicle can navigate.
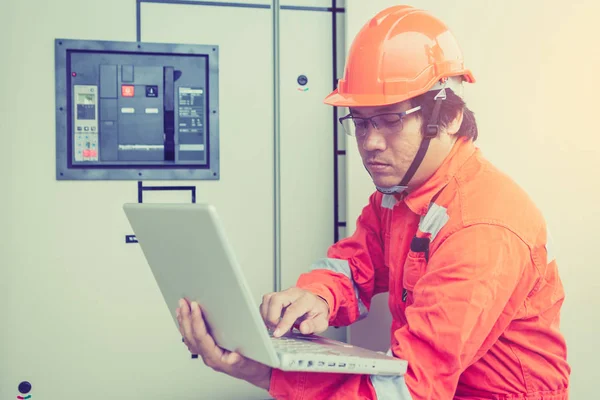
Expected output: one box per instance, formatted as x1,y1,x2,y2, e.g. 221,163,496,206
447,109,464,136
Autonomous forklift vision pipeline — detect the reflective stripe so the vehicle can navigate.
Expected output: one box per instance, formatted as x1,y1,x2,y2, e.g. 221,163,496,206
381,194,397,209
310,258,368,320
418,203,449,241
368,349,412,399
370,374,413,400
546,227,556,263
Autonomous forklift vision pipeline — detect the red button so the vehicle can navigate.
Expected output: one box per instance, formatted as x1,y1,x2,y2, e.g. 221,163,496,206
83,150,90,157
90,150,97,157
122,85,135,97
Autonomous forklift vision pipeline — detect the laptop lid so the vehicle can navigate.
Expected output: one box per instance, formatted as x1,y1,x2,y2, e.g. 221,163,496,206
123,203,280,368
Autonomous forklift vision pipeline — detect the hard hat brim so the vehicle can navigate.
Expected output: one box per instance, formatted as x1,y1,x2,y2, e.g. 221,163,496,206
323,90,417,107
324,71,475,108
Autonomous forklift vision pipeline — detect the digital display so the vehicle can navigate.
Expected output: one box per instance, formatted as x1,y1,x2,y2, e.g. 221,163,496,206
78,93,95,104
76,93,96,120
77,104,95,120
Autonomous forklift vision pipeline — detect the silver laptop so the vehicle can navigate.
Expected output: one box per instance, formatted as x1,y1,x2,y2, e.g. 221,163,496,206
123,202,407,376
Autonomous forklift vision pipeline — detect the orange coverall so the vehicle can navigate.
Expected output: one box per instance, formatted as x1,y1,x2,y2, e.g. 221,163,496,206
268,137,570,399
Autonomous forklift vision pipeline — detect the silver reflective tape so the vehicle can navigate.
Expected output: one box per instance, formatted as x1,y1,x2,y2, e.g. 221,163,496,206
311,258,351,277
381,194,397,210
419,203,449,241
121,107,135,114
310,258,368,319
179,144,205,151
370,375,413,400
357,300,368,321
145,108,159,114
546,227,556,263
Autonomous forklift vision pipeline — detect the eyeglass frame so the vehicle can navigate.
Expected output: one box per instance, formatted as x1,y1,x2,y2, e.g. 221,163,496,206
338,105,422,138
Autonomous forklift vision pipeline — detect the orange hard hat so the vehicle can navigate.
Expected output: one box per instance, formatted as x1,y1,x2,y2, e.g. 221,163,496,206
325,5,475,107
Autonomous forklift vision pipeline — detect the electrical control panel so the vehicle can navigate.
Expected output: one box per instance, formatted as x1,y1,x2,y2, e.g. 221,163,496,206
54,39,219,180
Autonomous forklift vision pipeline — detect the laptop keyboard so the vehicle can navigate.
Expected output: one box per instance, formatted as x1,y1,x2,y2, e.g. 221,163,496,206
270,335,346,355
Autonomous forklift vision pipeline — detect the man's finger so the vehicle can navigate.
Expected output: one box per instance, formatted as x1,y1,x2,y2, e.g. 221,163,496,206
190,301,209,337
179,299,197,349
190,301,224,363
260,293,274,326
299,314,328,335
267,293,293,329
299,318,315,335
176,306,186,341
274,295,312,337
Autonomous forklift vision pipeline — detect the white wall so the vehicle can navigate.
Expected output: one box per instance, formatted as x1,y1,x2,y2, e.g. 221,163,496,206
345,0,600,398
1,1,344,399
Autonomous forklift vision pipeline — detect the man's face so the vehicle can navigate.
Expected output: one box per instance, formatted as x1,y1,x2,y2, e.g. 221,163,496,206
349,100,458,190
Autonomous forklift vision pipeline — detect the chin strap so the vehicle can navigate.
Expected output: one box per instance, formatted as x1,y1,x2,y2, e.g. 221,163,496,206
375,82,448,195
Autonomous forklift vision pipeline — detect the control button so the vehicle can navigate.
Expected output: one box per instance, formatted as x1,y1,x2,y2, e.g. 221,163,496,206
122,85,135,97
91,127,96,131
146,85,158,97
84,127,89,131
77,127,82,131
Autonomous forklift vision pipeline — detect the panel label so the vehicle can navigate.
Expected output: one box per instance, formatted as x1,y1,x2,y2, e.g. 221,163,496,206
178,87,204,135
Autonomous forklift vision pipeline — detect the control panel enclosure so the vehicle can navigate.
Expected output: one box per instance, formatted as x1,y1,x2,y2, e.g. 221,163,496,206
55,39,220,180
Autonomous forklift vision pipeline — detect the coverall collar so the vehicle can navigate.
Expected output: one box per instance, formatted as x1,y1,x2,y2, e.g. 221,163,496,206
400,137,477,216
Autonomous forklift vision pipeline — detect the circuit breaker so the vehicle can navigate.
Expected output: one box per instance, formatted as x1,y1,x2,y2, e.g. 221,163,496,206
55,39,219,180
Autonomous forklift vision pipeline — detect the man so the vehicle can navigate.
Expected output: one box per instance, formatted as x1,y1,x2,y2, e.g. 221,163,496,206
177,5,571,399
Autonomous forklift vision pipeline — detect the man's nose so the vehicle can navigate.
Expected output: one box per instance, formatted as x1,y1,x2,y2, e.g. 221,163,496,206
361,124,386,151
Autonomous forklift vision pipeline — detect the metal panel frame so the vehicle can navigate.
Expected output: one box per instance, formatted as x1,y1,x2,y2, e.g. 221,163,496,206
54,38,220,180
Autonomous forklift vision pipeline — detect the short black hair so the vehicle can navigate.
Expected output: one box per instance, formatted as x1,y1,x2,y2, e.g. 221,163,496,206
410,88,478,141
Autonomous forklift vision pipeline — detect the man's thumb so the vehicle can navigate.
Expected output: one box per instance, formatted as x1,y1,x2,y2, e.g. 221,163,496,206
222,351,242,365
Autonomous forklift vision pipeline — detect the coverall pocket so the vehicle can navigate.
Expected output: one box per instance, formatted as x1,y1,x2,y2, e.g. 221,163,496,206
401,251,427,304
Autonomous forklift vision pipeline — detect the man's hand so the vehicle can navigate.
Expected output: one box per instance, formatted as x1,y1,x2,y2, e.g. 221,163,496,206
260,287,330,337
177,298,272,390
